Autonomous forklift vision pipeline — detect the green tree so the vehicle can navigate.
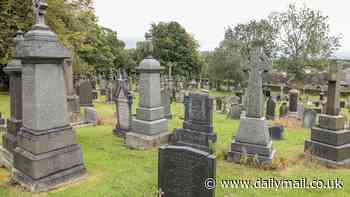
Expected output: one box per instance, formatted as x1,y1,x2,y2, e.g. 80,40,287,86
269,4,342,79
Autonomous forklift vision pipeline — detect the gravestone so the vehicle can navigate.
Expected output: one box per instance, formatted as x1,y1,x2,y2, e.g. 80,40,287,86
78,80,94,107
297,102,304,120
216,97,222,111
125,34,170,150
105,81,114,104
228,47,275,164
84,107,97,125
113,71,133,138
302,109,317,129
227,103,242,120
158,145,215,197
99,78,107,96
288,89,299,117
173,92,217,153
269,125,284,140
12,2,86,192
266,96,276,120
340,100,346,108
279,102,288,118
1,31,24,170
63,58,80,123
161,78,172,119
305,64,350,166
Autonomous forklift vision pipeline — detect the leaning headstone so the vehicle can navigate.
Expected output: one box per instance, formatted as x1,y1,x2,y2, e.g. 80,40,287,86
158,145,215,197
12,2,86,192
78,80,94,107
125,34,170,150
113,72,133,138
173,92,217,153
0,31,24,170
305,64,350,166
302,109,317,129
266,96,276,120
228,47,275,164
84,107,97,125
269,125,284,140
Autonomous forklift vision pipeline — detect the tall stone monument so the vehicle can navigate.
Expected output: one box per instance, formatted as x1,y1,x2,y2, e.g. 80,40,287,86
1,31,24,170
12,0,86,192
125,34,170,150
63,58,80,123
113,70,133,138
305,64,350,166
228,47,275,164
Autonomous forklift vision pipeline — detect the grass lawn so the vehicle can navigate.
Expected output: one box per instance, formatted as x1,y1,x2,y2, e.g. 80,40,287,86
0,91,349,197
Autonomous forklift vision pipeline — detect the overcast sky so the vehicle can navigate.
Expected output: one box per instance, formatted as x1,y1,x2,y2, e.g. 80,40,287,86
93,0,350,59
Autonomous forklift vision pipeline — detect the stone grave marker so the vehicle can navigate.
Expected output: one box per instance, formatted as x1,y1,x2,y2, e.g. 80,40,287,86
266,96,276,120
302,109,317,129
79,80,94,107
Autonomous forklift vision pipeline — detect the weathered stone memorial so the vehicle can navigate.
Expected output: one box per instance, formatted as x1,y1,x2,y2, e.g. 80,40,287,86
302,109,317,129
266,96,276,120
279,102,288,118
305,64,350,166
125,34,170,150
173,92,217,153
78,80,94,107
269,125,284,140
12,1,86,192
228,47,275,164
63,58,80,123
0,31,24,170
113,71,133,138
158,145,215,197
161,78,172,119
288,89,299,117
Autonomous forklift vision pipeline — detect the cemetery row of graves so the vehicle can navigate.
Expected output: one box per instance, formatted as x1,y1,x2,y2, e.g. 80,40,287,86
0,1,350,197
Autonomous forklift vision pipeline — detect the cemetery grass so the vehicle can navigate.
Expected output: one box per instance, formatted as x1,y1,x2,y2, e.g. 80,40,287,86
0,93,349,196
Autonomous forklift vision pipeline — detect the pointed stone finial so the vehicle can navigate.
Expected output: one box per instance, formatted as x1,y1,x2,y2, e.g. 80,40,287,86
144,33,153,58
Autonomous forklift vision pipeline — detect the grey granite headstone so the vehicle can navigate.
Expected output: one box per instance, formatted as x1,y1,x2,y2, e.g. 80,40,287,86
78,80,93,107
63,58,80,123
84,107,97,125
305,64,350,166
302,109,317,129
1,31,24,170
266,97,276,120
297,102,304,120
228,47,275,165
113,72,133,138
125,34,170,150
173,92,217,153
227,103,243,120
12,1,86,192
158,145,215,197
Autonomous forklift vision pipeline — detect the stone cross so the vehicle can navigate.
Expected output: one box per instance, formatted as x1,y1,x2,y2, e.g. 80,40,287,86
245,47,270,118
325,64,342,116
33,0,48,26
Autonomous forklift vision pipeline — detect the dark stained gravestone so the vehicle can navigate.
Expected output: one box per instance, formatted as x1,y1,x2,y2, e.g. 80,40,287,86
215,97,222,111
279,102,288,118
305,64,350,166
228,47,275,165
269,125,284,140
340,100,346,108
12,1,86,192
266,96,276,120
113,72,133,138
302,109,317,129
158,145,215,197
174,92,217,153
78,80,94,107
161,81,172,119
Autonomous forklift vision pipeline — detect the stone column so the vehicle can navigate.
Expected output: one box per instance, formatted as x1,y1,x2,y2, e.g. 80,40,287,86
125,33,170,150
12,0,86,192
288,89,299,117
0,31,24,170
63,58,80,123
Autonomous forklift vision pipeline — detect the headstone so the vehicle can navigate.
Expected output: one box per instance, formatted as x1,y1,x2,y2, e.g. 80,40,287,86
125,34,170,150
305,64,350,166
227,103,242,120
113,71,133,138
158,145,215,197
302,109,317,129
63,58,80,123
99,78,107,96
269,125,284,140
266,96,276,120
216,97,222,111
340,100,346,108
84,107,97,125
297,102,304,120
1,31,24,170
12,2,86,192
105,81,114,104
279,102,288,118
228,47,275,164
78,80,94,107
288,89,299,117
173,92,217,153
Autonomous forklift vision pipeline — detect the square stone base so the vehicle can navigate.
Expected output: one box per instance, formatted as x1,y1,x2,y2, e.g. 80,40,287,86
0,146,13,170
13,164,86,193
319,114,345,130
227,140,275,165
125,131,171,150
311,127,350,146
305,140,350,163
131,118,168,136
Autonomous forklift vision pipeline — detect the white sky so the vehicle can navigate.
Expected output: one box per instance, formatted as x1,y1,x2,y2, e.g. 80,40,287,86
93,0,350,58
